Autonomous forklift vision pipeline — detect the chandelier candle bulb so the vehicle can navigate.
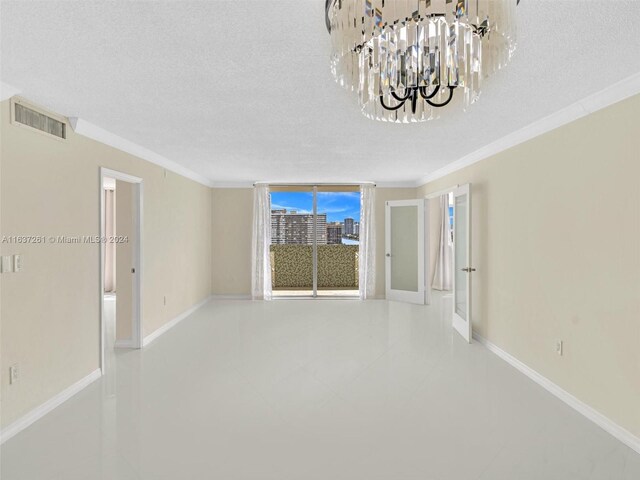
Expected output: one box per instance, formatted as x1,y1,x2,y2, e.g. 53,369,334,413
326,0,518,123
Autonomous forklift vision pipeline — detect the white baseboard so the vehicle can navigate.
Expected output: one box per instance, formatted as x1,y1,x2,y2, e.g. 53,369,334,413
211,294,252,300
0,368,101,445
142,296,212,347
473,332,640,455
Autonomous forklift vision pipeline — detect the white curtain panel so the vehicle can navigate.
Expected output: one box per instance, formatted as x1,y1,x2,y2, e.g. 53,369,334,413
432,194,453,291
359,184,376,299
251,184,273,300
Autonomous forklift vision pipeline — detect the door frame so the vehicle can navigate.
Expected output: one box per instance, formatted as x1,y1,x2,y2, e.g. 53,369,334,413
385,199,427,304
99,167,144,375
270,184,361,299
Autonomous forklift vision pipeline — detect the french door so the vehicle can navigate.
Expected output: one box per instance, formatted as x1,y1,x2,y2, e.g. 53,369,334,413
452,184,473,342
385,199,426,304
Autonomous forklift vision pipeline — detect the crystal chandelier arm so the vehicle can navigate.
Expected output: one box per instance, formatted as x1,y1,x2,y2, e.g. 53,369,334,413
425,86,456,108
391,89,413,102
325,0,332,33
379,95,406,111
419,85,440,100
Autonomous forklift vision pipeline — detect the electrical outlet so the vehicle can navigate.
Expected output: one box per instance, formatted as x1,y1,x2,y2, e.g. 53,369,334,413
9,364,19,384
1,255,12,273
555,340,563,356
13,254,23,272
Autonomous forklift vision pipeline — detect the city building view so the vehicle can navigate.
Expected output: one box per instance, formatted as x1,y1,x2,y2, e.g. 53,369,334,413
271,209,328,244
326,222,342,244
270,210,359,245
270,191,360,245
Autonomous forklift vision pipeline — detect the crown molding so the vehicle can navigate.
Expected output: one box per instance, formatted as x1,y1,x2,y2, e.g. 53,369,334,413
416,72,640,187
375,181,419,188
210,182,255,188
69,117,213,187
0,82,20,101
8,71,639,190
211,181,416,189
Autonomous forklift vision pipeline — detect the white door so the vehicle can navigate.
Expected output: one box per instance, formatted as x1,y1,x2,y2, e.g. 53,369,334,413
452,184,473,342
385,199,426,304
115,180,135,346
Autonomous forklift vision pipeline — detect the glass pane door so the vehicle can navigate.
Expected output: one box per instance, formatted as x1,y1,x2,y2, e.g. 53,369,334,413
452,184,472,342
316,187,360,297
385,199,426,304
390,205,419,292
270,188,315,297
454,194,468,319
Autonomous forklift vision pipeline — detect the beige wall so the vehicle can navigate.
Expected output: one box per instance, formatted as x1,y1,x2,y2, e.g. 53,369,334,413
210,187,418,297
0,99,212,428
211,188,253,296
8,90,635,441
417,94,640,438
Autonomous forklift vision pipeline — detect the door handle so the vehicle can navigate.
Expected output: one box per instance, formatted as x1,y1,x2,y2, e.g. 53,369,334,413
386,253,391,257
461,267,476,272
131,268,136,274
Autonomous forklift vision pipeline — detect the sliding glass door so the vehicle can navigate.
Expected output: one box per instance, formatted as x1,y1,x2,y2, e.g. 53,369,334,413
270,186,360,298
270,187,315,296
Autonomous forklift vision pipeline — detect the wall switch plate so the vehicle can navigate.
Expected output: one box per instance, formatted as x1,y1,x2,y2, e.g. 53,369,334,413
9,364,19,384
1,255,13,273
13,254,23,272
556,340,564,356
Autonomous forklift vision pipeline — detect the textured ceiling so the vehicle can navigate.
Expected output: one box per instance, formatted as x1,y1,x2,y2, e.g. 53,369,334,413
1,0,639,185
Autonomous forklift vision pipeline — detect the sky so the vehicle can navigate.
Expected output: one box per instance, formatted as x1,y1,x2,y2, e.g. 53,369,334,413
271,192,361,223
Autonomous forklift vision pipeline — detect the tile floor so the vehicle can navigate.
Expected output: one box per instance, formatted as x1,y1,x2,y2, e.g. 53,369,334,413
2,294,639,479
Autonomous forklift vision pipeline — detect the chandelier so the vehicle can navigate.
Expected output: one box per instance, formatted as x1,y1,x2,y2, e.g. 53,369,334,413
326,0,519,122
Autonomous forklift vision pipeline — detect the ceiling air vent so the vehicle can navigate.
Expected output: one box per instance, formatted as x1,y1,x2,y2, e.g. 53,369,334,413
12,100,66,139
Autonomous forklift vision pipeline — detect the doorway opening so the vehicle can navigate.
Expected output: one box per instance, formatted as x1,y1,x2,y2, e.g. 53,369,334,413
427,190,454,297
270,185,361,298
426,185,473,342
100,168,143,374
